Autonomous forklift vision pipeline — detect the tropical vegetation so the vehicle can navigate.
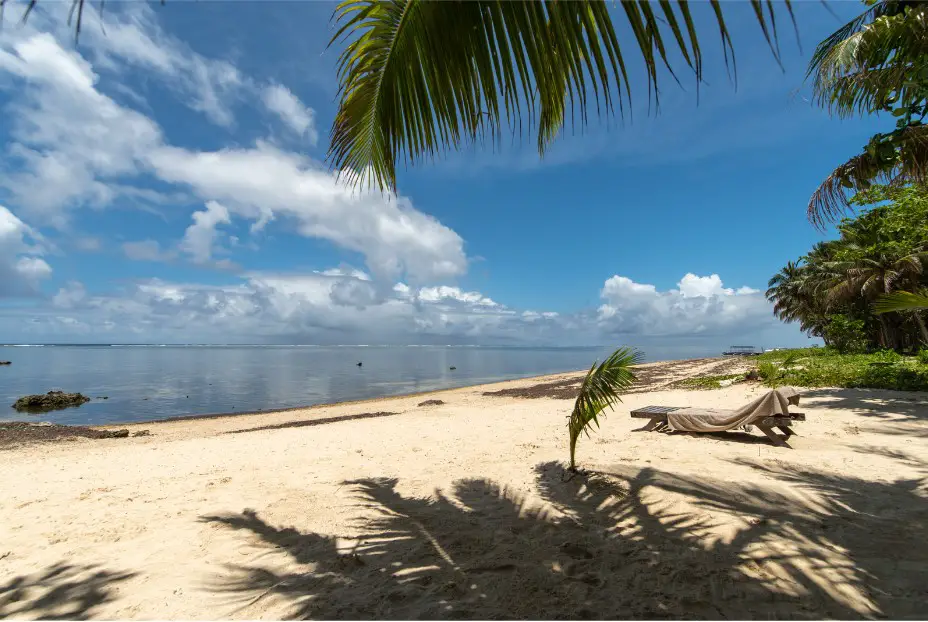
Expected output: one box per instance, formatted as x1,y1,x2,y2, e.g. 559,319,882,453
806,0,928,227
567,347,640,470
766,184,928,353
754,346,928,391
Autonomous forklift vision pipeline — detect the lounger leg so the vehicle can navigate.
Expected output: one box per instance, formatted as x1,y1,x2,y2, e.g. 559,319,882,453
641,417,665,432
776,425,794,437
758,425,790,448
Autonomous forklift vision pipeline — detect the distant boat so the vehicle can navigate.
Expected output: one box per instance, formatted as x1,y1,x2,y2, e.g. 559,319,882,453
723,345,760,356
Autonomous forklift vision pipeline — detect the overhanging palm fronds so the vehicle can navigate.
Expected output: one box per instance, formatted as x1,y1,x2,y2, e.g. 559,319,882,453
807,0,928,118
568,346,641,470
328,0,796,191
807,124,928,229
873,290,928,313
805,1,928,227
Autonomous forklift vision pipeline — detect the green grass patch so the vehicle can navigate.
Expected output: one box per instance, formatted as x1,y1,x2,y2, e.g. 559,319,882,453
754,347,928,391
674,374,745,390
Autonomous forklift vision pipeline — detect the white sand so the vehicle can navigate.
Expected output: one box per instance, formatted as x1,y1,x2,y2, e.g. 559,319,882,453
1,358,926,619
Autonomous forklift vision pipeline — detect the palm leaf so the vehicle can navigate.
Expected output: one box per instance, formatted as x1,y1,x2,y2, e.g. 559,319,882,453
807,124,928,229
328,0,794,191
873,290,928,314
567,346,642,470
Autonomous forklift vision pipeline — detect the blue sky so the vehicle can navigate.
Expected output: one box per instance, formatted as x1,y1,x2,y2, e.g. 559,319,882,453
0,1,885,353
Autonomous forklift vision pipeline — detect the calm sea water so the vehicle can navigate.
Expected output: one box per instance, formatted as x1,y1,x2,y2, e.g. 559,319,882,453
0,345,619,426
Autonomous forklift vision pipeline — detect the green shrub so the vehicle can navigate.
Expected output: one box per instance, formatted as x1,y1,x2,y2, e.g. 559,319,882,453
918,349,928,365
676,374,743,390
754,346,928,391
823,315,869,354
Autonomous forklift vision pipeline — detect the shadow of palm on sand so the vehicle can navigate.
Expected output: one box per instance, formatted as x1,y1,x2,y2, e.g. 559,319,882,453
200,456,926,619
0,562,135,620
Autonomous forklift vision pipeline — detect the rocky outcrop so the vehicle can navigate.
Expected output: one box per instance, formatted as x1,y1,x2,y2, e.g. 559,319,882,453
12,391,92,413
418,399,445,407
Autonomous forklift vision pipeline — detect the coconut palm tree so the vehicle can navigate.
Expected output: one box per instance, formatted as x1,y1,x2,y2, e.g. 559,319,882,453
827,247,928,347
806,0,928,227
327,0,798,191
567,347,640,470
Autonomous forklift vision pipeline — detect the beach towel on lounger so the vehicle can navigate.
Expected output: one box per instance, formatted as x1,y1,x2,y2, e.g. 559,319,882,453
666,387,800,433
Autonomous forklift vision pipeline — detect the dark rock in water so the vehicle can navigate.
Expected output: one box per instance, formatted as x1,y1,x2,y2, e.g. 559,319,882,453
12,391,91,413
132,430,151,437
449,366,456,370
98,396,109,400
418,399,445,407
0,361,11,365
356,361,363,367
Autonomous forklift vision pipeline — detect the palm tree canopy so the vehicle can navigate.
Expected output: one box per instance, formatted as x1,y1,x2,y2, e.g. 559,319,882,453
806,0,928,228
568,347,641,469
328,0,796,191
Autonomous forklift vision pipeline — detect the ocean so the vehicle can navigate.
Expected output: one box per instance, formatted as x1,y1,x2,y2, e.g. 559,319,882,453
0,344,620,426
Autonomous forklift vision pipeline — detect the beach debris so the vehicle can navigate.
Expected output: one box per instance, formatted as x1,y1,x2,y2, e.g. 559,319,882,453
745,369,760,381
132,430,151,437
0,361,11,365
0,422,132,448
418,399,445,407
12,391,91,413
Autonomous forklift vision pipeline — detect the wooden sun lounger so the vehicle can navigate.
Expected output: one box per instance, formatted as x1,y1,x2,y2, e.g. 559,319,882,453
630,405,806,447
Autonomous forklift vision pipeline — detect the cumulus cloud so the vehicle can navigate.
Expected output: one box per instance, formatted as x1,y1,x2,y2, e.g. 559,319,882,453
180,201,232,264
0,205,52,296
597,273,775,338
147,143,467,281
262,83,318,143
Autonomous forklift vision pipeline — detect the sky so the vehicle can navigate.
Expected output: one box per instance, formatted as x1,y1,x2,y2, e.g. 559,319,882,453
0,0,887,356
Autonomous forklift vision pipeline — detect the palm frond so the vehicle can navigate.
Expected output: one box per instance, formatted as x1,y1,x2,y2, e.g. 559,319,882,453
567,346,641,470
873,290,928,313
328,0,794,191
807,124,928,229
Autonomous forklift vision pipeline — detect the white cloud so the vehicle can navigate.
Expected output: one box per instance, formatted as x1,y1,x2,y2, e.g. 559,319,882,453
0,14,466,282
52,281,87,308
597,273,776,338
180,201,231,264
0,205,52,296
122,239,174,262
263,83,318,143
676,273,733,298
417,286,498,307
147,143,467,282
0,32,162,225
78,3,246,127
7,269,567,344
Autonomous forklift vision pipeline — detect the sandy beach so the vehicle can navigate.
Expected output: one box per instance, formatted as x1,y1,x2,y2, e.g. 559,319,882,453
1,357,926,619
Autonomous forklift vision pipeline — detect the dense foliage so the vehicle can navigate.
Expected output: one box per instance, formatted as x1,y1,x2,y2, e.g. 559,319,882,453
767,185,928,352
756,347,928,391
